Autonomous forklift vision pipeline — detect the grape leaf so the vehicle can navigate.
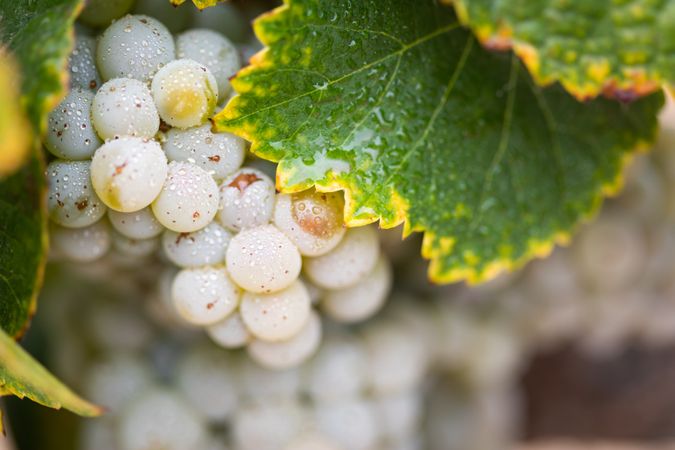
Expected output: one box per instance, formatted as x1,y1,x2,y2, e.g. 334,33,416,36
0,0,82,334
217,0,663,283
0,51,31,177
0,326,102,425
170,0,221,9
449,0,675,100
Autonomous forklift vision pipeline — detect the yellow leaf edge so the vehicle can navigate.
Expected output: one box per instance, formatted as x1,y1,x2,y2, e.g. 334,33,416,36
447,0,665,101
0,327,103,434
216,0,662,285
170,0,222,9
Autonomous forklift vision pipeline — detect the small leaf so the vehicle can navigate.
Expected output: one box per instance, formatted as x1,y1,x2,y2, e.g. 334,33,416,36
0,51,31,177
0,326,102,426
169,0,222,9
217,0,663,283
449,0,675,100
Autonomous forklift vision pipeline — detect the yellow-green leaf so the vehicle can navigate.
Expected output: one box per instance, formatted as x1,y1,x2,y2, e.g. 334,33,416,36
170,0,222,9
0,326,102,427
449,0,675,100
0,51,31,177
217,0,662,283
0,0,82,335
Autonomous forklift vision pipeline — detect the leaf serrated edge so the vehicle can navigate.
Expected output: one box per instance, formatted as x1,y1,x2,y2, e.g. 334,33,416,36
217,0,663,284
448,0,663,101
424,134,659,284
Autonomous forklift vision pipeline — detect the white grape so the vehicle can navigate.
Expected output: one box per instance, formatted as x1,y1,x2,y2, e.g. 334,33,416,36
152,161,220,232
92,78,159,140
247,311,322,370
375,391,423,441
314,398,380,450
151,59,218,128
108,206,164,239
163,124,245,180
171,266,240,325
232,401,304,450
364,322,429,395
97,15,175,83
83,353,153,414
305,334,368,402
240,279,311,341
47,160,107,228
321,255,392,323
239,358,302,403
273,190,346,257
50,221,111,262
91,137,167,212
45,87,101,160
175,347,238,422
225,224,302,293
162,222,231,268
111,231,159,257
283,432,342,450
304,226,380,289
118,388,208,450
206,311,250,348
217,168,275,232
176,29,240,99
68,34,101,91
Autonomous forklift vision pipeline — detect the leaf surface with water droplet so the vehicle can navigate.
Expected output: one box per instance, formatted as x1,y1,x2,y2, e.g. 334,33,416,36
448,0,675,99
217,0,662,283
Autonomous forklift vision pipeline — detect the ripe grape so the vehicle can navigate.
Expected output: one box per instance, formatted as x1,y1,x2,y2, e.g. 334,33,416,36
314,398,380,450
239,279,311,342
175,347,238,422
68,34,101,91
151,59,218,128
163,123,245,180
321,255,392,323
151,161,220,232
171,266,240,326
91,137,168,212
50,221,111,262
97,15,175,82
92,78,159,140
232,401,303,450
247,311,322,369
83,354,152,414
304,225,380,289
206,311,250,349
108,206,164,240
111,231,159,258
217,168,275,232
118,388,208,450
273,190,346,256
176,29,240,99
225,224,302,293
45,87,101,160
161,222,231,268
47,160,107,228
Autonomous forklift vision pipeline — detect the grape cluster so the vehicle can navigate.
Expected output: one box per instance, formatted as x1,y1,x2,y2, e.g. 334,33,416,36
46,5,392,370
